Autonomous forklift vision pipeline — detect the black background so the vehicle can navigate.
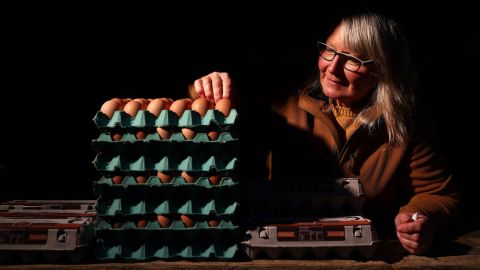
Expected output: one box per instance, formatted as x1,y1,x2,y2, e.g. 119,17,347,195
1,2,479,227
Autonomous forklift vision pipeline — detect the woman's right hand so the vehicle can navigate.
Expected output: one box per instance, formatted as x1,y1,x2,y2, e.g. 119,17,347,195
193,72,232,103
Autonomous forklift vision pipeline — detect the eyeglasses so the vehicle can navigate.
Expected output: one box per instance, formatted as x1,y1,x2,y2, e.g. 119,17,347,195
317,41,373,72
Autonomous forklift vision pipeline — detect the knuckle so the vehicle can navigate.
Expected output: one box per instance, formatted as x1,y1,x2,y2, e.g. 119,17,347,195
194,79,201,88
204,91,213,98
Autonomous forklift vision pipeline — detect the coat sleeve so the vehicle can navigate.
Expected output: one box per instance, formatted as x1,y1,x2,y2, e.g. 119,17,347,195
399,116,460,233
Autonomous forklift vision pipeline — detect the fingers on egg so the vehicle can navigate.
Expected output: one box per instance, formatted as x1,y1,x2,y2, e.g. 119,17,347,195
215,98,232,117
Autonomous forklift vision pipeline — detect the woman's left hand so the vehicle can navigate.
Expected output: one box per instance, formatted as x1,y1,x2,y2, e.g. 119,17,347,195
395,212,434,254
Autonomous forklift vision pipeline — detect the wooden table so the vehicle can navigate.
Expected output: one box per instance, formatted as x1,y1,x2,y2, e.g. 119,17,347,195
1,228,479,270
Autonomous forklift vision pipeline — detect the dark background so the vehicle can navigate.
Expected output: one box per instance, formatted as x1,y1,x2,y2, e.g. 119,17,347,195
1,2,479,228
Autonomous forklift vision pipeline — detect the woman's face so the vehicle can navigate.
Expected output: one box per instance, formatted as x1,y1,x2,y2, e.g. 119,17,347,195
319,25,378,107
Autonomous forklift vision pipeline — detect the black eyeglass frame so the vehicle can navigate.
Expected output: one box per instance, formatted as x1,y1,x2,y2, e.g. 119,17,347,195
316,41,374,72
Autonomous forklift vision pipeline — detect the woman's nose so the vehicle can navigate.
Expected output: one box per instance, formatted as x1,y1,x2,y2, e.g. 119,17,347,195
326,54,344,74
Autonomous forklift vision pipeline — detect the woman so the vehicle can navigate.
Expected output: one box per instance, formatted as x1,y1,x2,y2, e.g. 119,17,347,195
191,13,459,255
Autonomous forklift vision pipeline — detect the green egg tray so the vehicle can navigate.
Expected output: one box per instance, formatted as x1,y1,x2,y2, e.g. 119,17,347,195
95,230,240,260
95,218,238,230
93,154,238,173
93,109,239,129
96,197,239,216
95,176,238,188
93,131,238,144
92,132,239,157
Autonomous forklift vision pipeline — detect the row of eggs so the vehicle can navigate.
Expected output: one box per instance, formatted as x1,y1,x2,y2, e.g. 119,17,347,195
101,97,232,140
108,214,220,229
110,128,225,141
111,171,222,185
100,97,232,118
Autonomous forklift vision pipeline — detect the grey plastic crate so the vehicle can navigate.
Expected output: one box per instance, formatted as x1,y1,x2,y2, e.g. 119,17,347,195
242,216,378,259
0,217,94,263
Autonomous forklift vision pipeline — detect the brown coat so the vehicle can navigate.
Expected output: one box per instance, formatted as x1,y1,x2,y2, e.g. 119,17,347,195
264,89,459,234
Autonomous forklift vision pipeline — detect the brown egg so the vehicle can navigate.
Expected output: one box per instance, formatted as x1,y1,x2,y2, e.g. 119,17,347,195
181,171,196,183
184,98,193,107
100,99,122,118
123,100,142,117
169,99,190,117
207,130,219,141
135,175,148,184
112,175,123,185
133,98,148,109
112,221,123,228
180,214,194,227
110,97,124,107
157,214,172,228
157,171,174,183
191,97,211,117
135,130,147,140
160,98,173,109
146,98,166,117
181,128,196,140
137,219,147,228
111,132,123,141
156,127,171,140
215,98,232,117
209,174,220,185
122,98,132,108
208,218,219,227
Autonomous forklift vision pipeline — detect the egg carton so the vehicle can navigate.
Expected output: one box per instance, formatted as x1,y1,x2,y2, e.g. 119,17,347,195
0,217,94,264
93,154,238,173
95,175,238,188
242,216,378,259
94,228,240,260
96,196,239,216
93,109,239,130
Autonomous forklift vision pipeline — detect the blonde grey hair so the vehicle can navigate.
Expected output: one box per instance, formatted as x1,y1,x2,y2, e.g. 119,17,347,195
341,13,414,145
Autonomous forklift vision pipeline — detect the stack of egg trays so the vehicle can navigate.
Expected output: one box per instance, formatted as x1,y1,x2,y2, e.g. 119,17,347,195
92,108,240,260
